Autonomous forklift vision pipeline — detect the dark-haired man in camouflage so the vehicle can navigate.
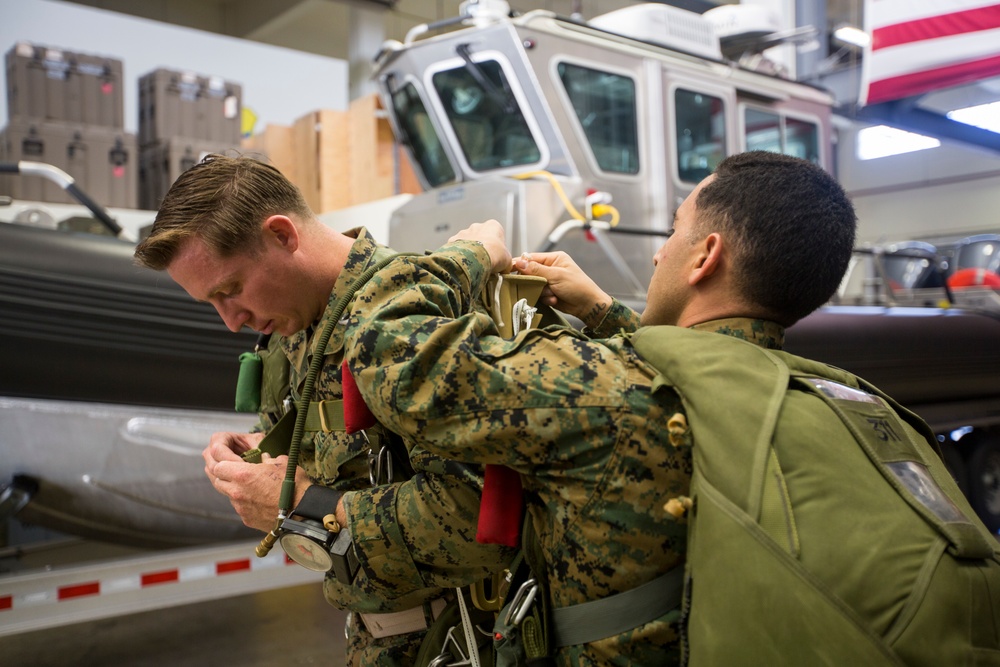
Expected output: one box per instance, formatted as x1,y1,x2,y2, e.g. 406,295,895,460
344,152,857,665
134,154,510,666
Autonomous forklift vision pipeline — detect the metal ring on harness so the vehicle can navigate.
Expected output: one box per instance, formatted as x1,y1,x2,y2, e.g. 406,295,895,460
368,437,394,486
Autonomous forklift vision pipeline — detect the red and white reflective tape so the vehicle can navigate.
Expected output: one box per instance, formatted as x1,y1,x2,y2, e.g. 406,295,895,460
1,553,293,612
0,540,320,635
1,553,295,609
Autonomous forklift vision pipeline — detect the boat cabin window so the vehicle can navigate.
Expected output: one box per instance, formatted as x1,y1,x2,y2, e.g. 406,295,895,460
431,61,540,172
557,63,639,174
744,107,820,163
675,88,726,183
391,81,456,187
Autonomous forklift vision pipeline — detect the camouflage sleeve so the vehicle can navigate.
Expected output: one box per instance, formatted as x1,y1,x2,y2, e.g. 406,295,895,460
341,452,512,598
333,242,512,600
584,298,641,338
346,243,628,470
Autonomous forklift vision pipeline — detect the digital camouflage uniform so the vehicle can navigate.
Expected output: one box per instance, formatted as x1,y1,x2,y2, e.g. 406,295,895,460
345,242,786,666
259,229,511,666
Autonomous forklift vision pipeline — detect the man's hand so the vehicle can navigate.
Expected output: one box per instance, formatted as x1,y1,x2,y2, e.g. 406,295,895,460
513,251,612,328
203,432,310,532
449,220,512,274
203,431,264,462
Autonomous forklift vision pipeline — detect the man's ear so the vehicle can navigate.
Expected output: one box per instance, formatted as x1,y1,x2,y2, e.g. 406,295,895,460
688,232,723,286
263,215,299,252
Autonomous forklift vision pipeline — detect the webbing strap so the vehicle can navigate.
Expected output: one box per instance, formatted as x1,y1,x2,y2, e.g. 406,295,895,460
241,400,346,463
550,567,684,647
759,448,800,557
304,400,346,432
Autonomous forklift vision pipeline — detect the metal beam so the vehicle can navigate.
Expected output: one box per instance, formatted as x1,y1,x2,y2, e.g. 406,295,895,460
855,100,1000,156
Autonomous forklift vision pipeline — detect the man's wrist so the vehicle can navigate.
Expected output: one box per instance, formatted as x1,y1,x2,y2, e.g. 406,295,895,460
335,494,348,528
581,298,612,329
293,485,345,530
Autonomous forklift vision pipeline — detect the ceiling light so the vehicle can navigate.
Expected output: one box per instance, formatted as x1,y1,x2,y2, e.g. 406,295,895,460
833,25,871,48
947,101,1000,133
857,125,940,160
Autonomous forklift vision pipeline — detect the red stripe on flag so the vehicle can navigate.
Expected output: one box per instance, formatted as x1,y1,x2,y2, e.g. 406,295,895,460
867,52,1000,103
141,570,180,587
873,5,1000,50
58,582,100,600
216,558,251,574
0,595,12,611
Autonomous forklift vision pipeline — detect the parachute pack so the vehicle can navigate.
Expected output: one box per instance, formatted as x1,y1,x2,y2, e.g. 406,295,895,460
630,326,1000,666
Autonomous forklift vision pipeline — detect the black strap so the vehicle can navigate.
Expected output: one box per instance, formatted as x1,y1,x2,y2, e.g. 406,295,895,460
293,484,345,522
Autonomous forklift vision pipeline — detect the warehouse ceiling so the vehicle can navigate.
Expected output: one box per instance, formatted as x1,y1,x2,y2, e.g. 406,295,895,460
56,0,865,62
55,0,999,153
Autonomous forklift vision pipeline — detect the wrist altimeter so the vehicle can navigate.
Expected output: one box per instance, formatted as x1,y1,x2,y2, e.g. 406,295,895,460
279,485,359,583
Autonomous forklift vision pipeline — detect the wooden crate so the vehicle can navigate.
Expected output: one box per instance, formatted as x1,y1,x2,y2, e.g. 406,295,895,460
347,94,423,205
240,94,421,214
294,108,350,214
241,123,297,186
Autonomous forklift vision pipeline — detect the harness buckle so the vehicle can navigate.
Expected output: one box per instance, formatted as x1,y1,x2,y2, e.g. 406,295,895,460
367,435,394,486
504,578,538,627
317,400,335,432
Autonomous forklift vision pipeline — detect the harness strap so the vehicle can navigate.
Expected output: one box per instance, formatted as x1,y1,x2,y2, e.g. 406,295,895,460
305,400,346,432
241,400,346,463
550,567,684,647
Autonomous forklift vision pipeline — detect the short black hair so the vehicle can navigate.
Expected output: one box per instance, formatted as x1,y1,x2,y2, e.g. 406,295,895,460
695,151,857,326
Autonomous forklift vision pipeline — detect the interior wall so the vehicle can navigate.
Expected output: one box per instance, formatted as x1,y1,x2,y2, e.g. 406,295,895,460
836,123,1000,245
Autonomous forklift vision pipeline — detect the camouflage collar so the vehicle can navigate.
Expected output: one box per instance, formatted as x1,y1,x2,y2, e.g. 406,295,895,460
690,317,785,350
280,227,382,364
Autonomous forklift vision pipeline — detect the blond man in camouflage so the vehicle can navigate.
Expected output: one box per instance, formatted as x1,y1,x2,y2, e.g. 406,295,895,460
134,154,510,666
344,152,857,665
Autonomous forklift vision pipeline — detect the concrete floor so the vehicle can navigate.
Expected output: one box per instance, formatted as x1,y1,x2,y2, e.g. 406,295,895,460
0,521,349,667
0,582,348,667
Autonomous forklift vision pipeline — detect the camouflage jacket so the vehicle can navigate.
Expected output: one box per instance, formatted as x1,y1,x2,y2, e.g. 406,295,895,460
346,241,786,666
262,228,511,615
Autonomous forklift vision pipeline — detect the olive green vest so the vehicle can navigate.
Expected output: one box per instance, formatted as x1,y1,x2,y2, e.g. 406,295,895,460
630,326,1000,667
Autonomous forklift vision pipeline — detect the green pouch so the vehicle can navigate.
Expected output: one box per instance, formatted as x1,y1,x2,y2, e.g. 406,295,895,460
234,351,263,413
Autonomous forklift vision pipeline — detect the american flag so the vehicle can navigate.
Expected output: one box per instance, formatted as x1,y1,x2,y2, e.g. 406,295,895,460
861,0,1000,105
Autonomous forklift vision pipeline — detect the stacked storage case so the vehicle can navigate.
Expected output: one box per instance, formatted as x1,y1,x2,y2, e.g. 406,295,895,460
1,41,137,208
138,69,242,210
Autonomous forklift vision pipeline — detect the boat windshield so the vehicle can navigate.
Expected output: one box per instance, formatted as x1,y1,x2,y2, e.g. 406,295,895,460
431,60,541,172
391,81,456,187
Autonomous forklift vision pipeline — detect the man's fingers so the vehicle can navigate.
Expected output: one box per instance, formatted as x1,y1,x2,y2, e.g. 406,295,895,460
517,251,570,269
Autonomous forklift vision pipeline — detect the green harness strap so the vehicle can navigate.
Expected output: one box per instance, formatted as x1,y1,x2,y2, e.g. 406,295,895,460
515,513,684,651
241,400,349,463
549,568,684,647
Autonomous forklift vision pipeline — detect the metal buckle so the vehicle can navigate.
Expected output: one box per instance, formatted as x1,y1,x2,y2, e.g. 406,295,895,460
317,400,334,432
470,570,506,612
367,436,394,486
428,623,484,667
504,578,538,627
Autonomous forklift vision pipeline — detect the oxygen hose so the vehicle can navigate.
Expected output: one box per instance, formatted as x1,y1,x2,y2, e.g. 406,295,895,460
257,253,412,557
